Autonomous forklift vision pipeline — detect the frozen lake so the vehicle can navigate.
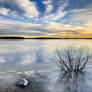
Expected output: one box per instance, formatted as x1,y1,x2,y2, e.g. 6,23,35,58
0,39,92,92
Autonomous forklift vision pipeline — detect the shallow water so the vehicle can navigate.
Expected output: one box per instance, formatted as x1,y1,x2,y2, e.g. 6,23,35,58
0,39,92,70
0,39,92,92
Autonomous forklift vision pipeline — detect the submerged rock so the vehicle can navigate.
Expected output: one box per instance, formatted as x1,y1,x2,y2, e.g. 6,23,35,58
17,78,29,88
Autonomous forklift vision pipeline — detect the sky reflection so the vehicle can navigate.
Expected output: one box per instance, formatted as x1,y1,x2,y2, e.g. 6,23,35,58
0,39,92,68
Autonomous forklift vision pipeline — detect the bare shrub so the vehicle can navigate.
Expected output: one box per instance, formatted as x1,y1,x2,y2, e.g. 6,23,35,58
56,47,91,72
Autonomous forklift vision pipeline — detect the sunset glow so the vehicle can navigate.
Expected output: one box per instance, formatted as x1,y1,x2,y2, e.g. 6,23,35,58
0,0,92,38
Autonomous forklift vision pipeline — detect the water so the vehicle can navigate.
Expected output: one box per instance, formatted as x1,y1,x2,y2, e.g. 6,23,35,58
0,39,92,92
0,39,92,73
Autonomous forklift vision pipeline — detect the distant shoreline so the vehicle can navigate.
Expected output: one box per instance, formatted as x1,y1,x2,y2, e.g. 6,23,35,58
0,37,92,39
0,37,25,39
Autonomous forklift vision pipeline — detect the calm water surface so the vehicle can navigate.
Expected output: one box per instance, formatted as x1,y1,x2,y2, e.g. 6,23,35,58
0,39,92,68
0,39,92,92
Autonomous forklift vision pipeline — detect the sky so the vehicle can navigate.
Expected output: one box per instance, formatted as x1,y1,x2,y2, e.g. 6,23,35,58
0,0,92,38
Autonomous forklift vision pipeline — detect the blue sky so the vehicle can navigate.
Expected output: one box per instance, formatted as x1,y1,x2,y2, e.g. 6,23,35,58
0,0,92,38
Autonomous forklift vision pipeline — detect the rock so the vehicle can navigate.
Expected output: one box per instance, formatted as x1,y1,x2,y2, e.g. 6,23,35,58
17,78,29,88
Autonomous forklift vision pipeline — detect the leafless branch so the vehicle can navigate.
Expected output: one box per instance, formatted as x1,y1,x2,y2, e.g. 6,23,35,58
56,47,91,72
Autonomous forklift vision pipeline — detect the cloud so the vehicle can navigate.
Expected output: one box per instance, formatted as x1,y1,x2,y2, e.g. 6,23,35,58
43,0,53,14
42,8,67,22
0,20,92,38
0,0,39,19
0,0,92,29
0,0,69,23
0,21,47,36
17,0,39,18
68,4,92,29
0,7,18,18
42,0,69,22
0,8,9,15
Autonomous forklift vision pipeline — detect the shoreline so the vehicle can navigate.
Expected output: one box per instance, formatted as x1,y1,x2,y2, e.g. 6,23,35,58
0,37,92,39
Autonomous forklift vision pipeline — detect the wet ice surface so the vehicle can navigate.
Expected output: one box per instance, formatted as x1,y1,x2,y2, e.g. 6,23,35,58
0,64,92,92
48,65,92,92
0,39,92,92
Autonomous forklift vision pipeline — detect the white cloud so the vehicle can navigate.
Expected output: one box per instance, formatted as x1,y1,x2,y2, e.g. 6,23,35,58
16,0,39,18
0,21,48,36
44,22,86,35
0,0,69,23
0,21,41,27
9,11,18,18
0,0,39,19
42,0,68,22
0,7,18,18
43,8,67,22
43,0,53,13
46,5,53,13
0,20,92,38
69,4,92,29
0,8,9,15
